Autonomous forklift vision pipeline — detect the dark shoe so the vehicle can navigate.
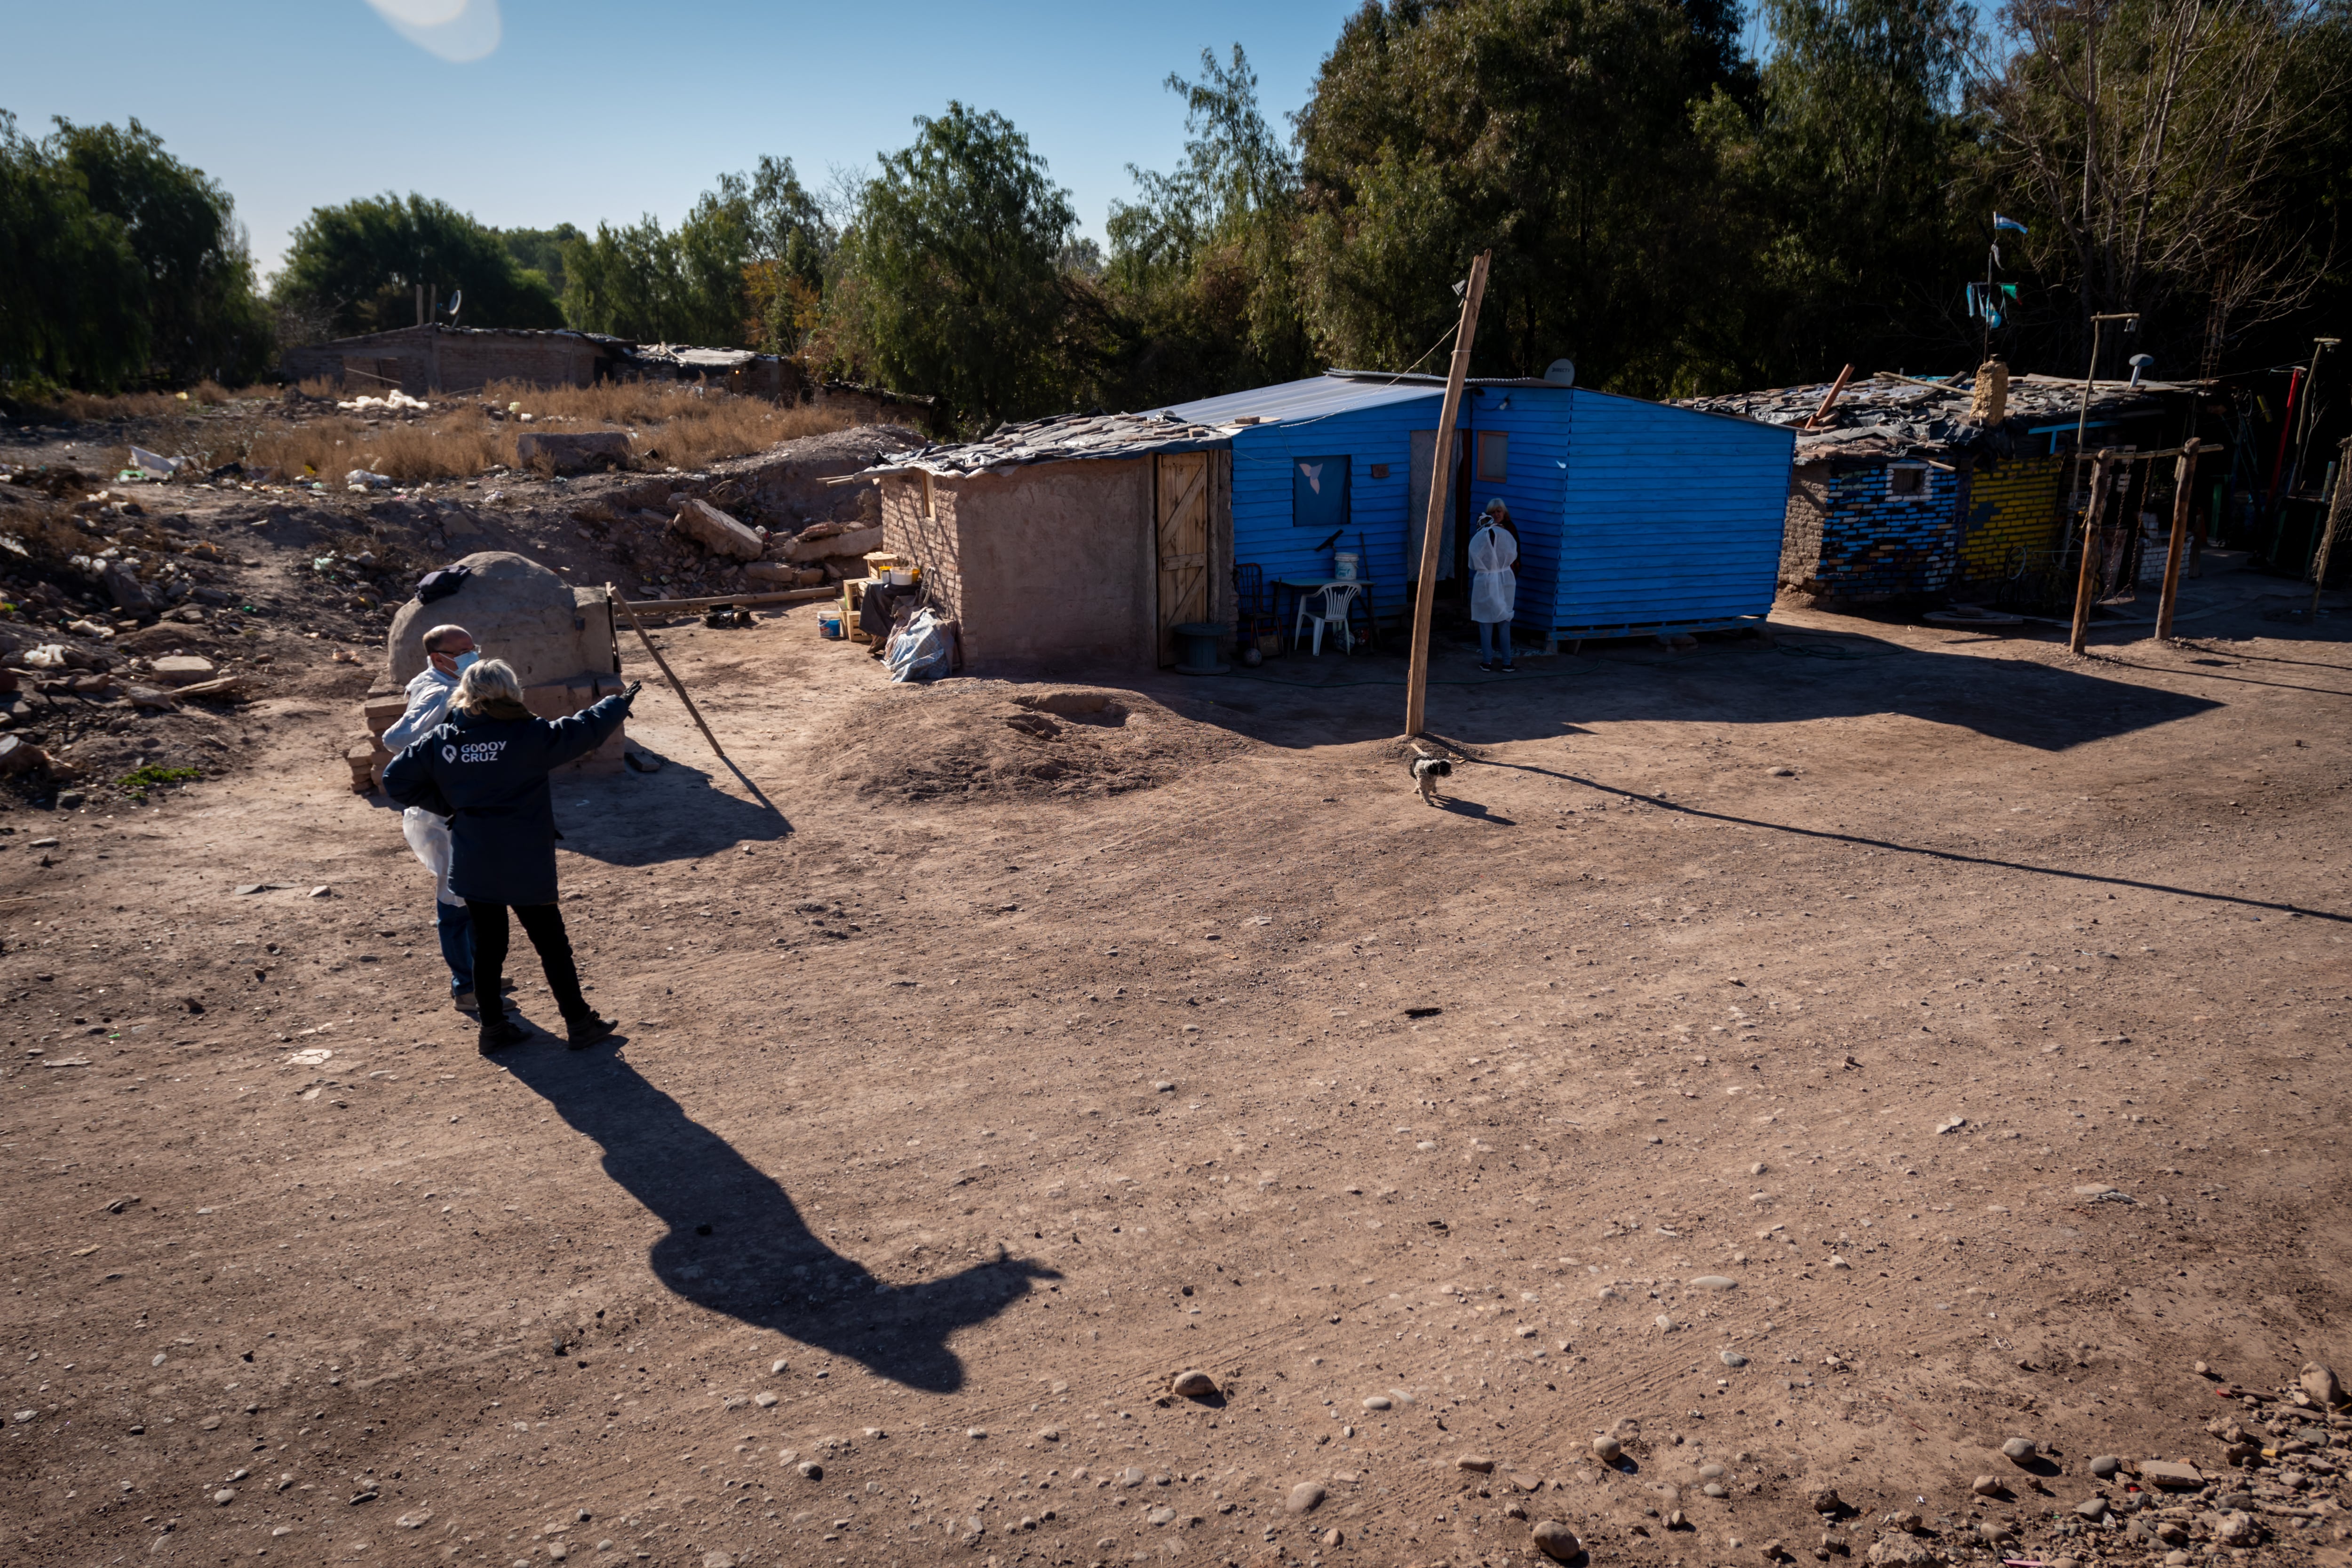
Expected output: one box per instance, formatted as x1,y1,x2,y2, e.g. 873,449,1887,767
1478,660,1495,672
1499,662,1517,672
477,1019,526,1054
565,1013,617,1050
452,987,477,1012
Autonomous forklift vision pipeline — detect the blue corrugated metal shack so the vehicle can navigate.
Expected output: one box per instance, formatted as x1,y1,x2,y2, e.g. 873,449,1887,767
1159,371,1796,643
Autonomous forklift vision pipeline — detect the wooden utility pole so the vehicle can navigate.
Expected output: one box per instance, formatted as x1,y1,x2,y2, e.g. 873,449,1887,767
2312,434,2352,621
2153,438,2202,640
2068,451,2117,654
1404,250,1491,740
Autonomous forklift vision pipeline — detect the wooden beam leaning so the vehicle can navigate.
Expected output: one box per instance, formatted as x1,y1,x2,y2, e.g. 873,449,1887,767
2154,438,2202,641
2312,434,2352,621
1804,364,1857,429
614,586,836,615
606,581,727,760
1404,251,1491,740
2068,451,2116,655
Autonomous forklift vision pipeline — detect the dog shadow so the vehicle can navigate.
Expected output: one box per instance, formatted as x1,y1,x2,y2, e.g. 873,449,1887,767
502,1039,1057,1393
1436,796,1515,824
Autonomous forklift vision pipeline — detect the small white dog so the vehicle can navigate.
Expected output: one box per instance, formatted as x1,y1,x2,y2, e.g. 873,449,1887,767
1411,753,1453,804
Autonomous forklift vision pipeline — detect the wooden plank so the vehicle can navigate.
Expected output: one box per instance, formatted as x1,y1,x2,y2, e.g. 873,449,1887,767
615,587,836,614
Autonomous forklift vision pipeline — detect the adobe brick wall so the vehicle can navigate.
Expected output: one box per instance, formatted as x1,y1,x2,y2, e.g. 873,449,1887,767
1789,462,1963,598
1959,454,2067,580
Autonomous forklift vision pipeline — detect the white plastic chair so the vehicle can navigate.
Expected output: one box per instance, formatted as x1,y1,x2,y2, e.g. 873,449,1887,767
1293,583,1361,655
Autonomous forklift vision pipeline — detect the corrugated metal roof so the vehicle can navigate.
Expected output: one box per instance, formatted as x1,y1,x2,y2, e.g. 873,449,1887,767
1679,371,2200,461
864,410,1232,478
1156,374,1441,425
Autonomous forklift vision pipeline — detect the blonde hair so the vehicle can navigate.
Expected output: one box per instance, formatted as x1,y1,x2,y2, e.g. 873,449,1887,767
450,657,524,716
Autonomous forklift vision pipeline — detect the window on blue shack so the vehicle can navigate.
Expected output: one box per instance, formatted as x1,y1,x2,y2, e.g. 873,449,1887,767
1292,456,1351,528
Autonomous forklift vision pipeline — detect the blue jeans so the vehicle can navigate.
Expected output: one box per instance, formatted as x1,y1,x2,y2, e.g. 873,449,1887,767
1478,620,1513,665
436,899,475,993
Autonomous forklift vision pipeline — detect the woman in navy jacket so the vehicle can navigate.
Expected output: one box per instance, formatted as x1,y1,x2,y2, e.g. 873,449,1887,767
383,657,636,1053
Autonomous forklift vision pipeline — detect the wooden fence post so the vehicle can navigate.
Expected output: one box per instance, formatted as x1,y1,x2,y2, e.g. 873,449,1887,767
2154,438,2202,641
2068,450,2116,655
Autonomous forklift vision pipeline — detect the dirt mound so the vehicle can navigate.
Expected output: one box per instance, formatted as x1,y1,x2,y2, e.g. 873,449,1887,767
819,682,1249,803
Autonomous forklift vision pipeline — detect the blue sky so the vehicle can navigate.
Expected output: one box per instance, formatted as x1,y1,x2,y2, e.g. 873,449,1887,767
10,0,1363,282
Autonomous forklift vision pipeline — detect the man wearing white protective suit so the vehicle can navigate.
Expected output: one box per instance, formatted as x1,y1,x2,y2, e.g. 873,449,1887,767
382,622,479,1010
1469,498,1519,672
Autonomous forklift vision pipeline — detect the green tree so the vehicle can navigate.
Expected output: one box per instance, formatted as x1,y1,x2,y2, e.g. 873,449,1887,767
49,117,272,384
274,193,564,336
1697,0,1978,383
1293,0,1755,397
563,156,833,351
1098,45,1318,406
0,111,150,391
496,223,581,300
829,103,1079,430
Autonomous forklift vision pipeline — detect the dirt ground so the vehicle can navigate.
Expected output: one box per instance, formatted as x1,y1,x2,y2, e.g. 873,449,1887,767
1,447,2350,1568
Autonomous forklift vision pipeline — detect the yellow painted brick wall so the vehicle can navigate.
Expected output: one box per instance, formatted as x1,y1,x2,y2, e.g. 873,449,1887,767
1960,454,2066,577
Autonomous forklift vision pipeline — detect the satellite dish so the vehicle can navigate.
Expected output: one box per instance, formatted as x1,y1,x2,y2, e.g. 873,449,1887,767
1543,358,1577,387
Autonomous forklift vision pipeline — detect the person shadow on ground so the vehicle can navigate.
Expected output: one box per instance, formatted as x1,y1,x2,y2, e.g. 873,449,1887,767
502,1041,1058,1393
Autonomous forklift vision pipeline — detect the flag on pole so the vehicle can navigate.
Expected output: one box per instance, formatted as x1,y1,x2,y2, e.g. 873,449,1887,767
1994,213,2029,234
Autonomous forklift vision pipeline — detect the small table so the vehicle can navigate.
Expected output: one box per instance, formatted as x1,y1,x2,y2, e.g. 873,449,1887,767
1275,578,1378,654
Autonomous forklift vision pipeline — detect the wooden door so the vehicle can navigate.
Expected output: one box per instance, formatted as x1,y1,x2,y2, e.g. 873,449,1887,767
1156,452,1210,665
1407,430,1464,583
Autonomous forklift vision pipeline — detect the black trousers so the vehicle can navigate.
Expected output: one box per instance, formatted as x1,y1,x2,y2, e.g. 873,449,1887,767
465,901,588,1026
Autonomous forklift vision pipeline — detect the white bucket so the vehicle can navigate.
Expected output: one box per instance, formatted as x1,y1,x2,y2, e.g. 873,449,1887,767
1332,552,1360,581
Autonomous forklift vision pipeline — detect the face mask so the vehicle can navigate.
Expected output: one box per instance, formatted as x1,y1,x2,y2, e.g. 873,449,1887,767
451,650,479,675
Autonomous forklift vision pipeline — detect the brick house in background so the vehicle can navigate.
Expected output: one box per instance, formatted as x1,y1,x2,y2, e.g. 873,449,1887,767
1684,367,2208,604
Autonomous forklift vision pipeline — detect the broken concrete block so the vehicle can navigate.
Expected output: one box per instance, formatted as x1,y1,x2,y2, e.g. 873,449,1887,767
785,524,881,564
515,430,632,474
149,655,217,686
2136,1461,2204,1489
672,497,764,561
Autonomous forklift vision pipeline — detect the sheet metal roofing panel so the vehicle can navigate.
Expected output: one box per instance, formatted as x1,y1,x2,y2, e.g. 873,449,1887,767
1157,374,1442,427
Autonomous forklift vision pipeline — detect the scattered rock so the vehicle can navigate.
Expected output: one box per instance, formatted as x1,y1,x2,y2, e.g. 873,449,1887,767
1287,1481,1325,1514
1702,1482,1728,1498
2073,1496,2109,1520
1808,1488,1843,1515
2088,1455,2121,1479
1722,1351,1750,1368
2138,1461,2203,1489
1362,1394,1392,1410
1321,1527,1344,1547
770,1358,789,1376
1120,1467,1147,1488
2212,1510,2260,1547
213,1488,235,1505
1530,1519,1582,1562
2000,1437,2039,1463
1037,1427,1059,1441
396,1511,432,1529
753,1392,777,1408
795,1461,822,1480
1828,1255,1850,1270
1147,1506,1176,1526
2302,1362,2343,1408
308,885,331,898
1767,765,1795,777
966,1426,986,1440
1969,1475,2004,1498
1864,1531,1945,1566
1592,1435,1623,1462
700,1552,737,1568
1456,1455,1495,1473
1689,1275,1738,1291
